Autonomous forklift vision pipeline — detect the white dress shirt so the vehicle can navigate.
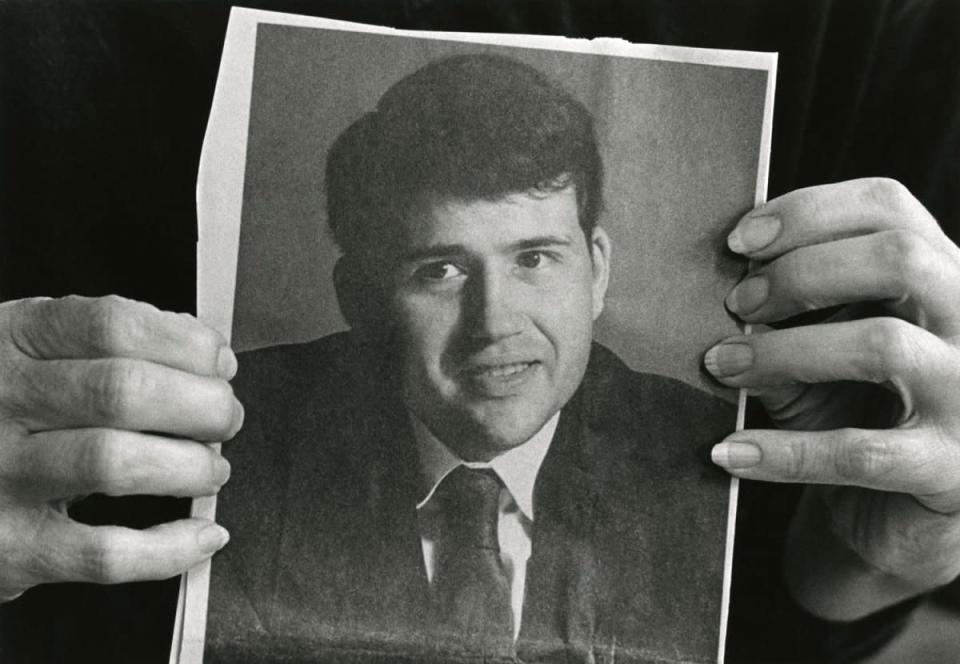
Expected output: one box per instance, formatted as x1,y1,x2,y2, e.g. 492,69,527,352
412,413,560,639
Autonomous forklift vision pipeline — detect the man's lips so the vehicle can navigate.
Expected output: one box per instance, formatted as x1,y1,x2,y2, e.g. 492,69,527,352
465,361,536,378
458,359,541,396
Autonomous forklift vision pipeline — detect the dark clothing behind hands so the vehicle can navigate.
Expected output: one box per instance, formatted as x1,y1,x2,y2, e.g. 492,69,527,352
0,1,957,662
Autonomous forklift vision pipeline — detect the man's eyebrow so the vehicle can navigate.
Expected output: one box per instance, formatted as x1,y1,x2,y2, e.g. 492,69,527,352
400,244,470,263
399,234,575,263
508,234,574,251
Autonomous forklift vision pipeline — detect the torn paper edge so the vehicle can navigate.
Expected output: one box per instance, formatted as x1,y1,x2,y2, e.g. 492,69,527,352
173,8,778,662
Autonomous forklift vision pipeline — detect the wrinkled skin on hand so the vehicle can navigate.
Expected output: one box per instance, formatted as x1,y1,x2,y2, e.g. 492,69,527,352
0,295,241,601
706,178,960,618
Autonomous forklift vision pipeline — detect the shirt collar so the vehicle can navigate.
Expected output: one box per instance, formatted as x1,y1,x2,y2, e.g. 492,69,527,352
412,412,560,521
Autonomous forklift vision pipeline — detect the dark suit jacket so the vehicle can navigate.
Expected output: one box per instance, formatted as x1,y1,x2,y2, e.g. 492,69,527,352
206,333,736,664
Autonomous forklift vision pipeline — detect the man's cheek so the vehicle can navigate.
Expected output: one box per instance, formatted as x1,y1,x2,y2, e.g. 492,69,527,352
540,296,593,341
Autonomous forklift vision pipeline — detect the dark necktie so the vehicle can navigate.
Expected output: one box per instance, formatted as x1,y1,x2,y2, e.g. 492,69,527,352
431,466,514,657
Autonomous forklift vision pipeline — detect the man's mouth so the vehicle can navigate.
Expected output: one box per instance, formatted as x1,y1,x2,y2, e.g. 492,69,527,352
461,360,540,396
470,362,534,378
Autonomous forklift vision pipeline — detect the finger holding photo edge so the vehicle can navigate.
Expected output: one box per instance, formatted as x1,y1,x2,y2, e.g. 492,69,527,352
2,296,238,380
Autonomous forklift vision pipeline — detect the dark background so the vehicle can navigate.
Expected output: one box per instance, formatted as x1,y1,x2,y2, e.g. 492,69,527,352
0,1,958,662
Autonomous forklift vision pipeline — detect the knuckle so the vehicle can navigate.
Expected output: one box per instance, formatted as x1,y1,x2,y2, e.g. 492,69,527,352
0,361,36,421
86,295,141,354
0,431,41,490
781,440,812,481
862,177,914,214
783,187,826,226
79,530,125,584
77,430,130,495
182,313,221,349
87,359,145,422
766,264,817,314
877,230,933,290
832,430,892,481
11,296,54,322
6,297,57,358
60,294,92,310
862,318,919,381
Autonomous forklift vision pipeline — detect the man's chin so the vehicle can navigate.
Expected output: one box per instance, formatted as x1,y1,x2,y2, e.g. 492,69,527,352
408,392,561,460
448,410,557,461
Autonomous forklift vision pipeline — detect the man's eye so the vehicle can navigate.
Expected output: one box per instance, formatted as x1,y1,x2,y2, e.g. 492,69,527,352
516,251,546,269
415,262,463,281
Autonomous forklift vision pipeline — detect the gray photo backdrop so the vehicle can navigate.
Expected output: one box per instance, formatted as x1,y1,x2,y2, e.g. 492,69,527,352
233,24,769,397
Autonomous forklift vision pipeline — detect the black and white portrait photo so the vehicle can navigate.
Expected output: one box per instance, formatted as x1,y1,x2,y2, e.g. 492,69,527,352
180,11,774,664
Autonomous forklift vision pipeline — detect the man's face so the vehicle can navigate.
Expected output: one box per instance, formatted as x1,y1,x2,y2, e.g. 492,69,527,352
388,186,610,461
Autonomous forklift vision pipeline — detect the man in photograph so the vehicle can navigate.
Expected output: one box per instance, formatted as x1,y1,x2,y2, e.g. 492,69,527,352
208,53,735,663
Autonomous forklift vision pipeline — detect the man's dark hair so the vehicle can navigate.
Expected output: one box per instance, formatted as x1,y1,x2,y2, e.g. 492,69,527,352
325,53,604,261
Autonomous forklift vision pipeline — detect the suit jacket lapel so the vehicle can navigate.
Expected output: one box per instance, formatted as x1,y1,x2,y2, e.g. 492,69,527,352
346,394,432,634
517,386,616,662
278,377,432,641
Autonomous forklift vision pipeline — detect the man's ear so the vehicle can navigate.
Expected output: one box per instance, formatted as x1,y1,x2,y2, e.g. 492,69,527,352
590,226,612,321
333,256,386,335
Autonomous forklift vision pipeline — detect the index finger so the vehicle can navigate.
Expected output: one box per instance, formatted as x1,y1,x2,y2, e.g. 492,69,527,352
711,427,960,513
726,178,951,261
3,296,236,379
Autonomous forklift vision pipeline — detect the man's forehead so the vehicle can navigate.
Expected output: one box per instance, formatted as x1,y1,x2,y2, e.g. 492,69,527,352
397,187,581,252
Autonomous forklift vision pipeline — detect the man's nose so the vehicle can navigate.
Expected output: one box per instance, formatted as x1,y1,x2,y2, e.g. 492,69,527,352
463,267,525,342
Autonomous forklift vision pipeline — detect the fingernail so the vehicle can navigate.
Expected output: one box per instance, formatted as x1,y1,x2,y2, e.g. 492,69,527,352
212,455,231,486
726,275,768,315
198,524,230,553
711,441,762,469
728,215,781,254
704,342,754,378
217,347,238,380
227,400,245,439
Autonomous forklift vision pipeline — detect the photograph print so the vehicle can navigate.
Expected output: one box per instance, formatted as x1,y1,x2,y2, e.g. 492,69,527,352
183,11,775,664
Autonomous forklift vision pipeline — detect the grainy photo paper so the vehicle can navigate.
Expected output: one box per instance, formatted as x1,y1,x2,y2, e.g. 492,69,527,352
173,9,775,664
